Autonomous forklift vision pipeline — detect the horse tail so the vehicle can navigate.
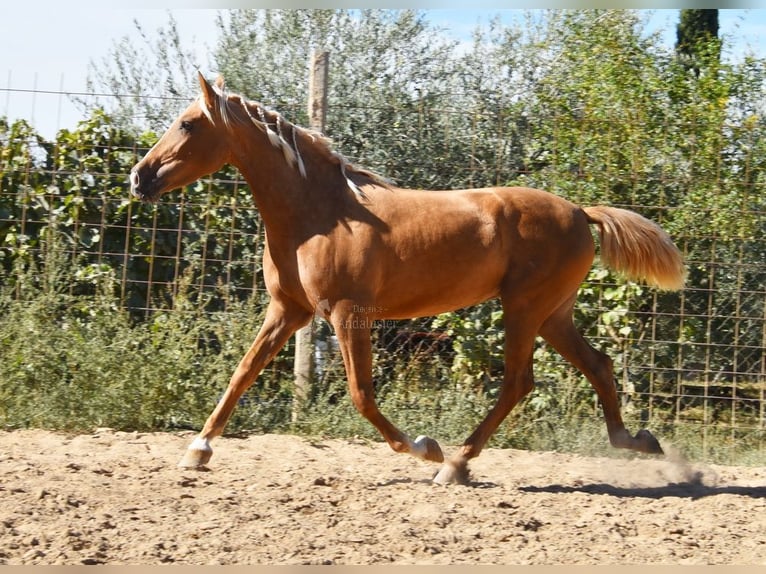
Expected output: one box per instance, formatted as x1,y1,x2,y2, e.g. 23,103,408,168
583,206,686,291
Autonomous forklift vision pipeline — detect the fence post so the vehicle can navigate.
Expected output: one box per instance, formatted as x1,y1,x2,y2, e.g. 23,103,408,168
292,50,330,423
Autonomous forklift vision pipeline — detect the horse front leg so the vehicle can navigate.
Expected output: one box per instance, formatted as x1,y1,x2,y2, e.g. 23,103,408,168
331,306,444,466
179,299,312,469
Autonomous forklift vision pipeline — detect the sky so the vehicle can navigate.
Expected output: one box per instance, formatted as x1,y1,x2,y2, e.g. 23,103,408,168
1,7,765,140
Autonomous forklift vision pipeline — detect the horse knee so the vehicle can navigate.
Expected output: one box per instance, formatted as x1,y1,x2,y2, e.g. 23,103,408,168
502,367,535,402
349,389,376,419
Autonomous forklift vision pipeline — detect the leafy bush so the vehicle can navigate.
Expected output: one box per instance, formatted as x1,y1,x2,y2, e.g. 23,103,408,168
0,228,292,433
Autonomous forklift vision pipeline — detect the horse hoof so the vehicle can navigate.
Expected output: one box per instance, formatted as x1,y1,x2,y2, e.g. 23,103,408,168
432,460,469,485
636,429,664,455
178,448,212,469
178,437,213,469
413,435,444,463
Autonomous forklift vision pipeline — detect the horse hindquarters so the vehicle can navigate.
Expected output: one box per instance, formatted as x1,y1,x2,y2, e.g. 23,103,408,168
533,204,684,456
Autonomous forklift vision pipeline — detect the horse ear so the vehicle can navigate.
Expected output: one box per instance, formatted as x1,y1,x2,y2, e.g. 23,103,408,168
198,71,217,109
214,75,225,89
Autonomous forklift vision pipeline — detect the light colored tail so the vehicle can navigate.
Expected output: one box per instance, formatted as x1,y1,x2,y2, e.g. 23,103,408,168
584,206,686,291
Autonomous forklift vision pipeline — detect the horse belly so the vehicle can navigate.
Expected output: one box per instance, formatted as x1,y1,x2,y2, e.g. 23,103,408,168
374,238,506,319
381,283,500,319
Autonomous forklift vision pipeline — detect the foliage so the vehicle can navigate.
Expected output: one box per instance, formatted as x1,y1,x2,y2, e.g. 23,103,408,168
82,13,203,135
676,9,720,74
215,9,465,189
1,111,266,314
0,227,290,433
0,9,764,465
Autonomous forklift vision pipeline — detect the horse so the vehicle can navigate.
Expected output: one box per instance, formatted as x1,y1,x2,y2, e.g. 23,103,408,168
130,73,686,485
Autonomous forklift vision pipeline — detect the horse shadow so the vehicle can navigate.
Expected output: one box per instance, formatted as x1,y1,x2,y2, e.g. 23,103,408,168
379,478,766,498
376,476,501,489
519,480,766,500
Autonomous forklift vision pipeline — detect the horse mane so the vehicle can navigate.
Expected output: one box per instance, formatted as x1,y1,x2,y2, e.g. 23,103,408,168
202,84,389,200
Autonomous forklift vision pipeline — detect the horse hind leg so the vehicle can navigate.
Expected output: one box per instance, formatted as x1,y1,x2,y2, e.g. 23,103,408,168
538,301,663,455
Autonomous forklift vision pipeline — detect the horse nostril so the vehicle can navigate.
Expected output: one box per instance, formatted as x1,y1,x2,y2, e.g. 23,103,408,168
129,170,140,189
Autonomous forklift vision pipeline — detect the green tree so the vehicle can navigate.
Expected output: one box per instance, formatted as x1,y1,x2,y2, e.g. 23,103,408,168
212,9,460,188
83,13,204,134
676,9,720,76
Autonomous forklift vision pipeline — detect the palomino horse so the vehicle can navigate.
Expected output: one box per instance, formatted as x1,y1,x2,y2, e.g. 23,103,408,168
130,73,685,485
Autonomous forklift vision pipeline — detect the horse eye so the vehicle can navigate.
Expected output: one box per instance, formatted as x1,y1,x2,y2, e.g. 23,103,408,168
180,120,193,132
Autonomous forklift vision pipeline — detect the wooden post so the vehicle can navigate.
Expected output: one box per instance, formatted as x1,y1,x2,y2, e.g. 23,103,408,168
308,50,330,132
292,50,329,423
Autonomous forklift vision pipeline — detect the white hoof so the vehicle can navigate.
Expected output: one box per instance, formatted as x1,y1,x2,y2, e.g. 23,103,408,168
178,436,213,469
432,460,469,485
412,435,444,463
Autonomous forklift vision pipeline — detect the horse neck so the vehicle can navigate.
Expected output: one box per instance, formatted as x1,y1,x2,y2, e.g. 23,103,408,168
227,122,351,242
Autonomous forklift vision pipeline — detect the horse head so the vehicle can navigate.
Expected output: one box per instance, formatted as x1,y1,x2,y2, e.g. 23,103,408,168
130,73,230,202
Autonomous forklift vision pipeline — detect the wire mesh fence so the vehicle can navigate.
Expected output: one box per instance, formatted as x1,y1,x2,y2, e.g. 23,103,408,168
1,84,765,463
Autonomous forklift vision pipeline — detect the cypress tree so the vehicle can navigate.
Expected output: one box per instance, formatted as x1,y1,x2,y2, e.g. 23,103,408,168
676,9,720,75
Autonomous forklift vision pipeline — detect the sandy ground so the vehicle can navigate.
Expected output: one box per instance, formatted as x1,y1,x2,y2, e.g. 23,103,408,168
1,428,766,565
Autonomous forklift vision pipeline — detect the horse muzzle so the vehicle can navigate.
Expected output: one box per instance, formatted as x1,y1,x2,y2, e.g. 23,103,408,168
129,167,160,203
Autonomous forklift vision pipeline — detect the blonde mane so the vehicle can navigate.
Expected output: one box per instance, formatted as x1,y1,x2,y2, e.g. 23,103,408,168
199,84,389,199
